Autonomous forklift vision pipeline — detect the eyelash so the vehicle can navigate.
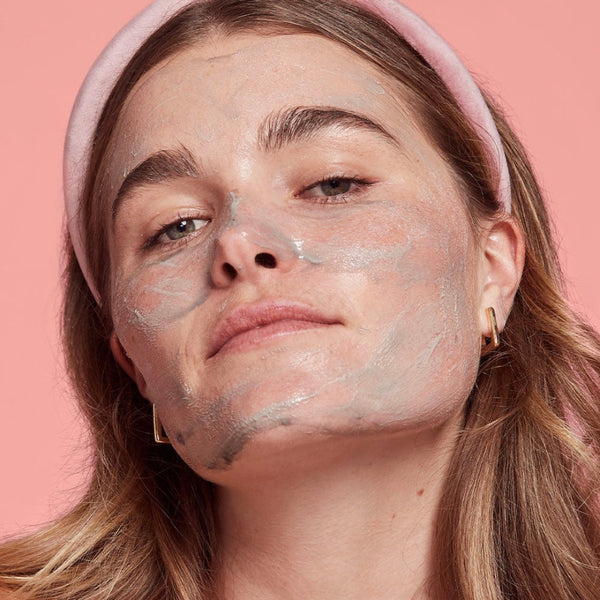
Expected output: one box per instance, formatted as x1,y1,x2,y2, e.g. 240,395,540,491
143,213,210,250
296,175,372,204
142,175,373,250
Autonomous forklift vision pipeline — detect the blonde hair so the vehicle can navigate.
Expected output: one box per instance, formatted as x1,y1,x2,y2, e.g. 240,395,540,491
2,1,600,598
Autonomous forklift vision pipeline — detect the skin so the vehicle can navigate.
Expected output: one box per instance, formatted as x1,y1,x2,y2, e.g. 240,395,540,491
108,32,524,599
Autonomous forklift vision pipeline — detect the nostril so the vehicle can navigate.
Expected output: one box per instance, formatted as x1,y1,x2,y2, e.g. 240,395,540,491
255,252,277,269
222,263,238,279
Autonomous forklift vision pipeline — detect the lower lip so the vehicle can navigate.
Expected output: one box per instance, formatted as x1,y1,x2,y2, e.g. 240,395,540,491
214,319,334,357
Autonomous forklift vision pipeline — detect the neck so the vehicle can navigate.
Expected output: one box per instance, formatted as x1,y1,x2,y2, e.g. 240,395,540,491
213,419,459,600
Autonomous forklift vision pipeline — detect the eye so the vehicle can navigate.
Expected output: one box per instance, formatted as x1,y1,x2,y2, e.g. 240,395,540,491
145,216,210,249
314,178,352,196
161,218,208,241
299,177,370,203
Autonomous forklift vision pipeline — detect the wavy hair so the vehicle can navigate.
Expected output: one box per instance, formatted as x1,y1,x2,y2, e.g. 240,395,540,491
2,1,600,598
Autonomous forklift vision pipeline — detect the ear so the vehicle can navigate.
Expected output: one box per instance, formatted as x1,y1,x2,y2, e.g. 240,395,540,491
109,332,149,398
477,217,525,336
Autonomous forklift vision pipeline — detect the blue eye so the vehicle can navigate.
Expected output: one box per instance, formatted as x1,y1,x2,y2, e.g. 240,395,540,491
163,218,206,240
144,217,210,249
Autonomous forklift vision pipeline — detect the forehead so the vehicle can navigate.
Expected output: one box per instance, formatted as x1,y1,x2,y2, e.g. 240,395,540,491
119,32,397,119
107,31,449,197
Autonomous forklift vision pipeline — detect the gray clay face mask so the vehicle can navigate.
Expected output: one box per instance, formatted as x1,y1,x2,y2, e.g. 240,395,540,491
108,33,483,475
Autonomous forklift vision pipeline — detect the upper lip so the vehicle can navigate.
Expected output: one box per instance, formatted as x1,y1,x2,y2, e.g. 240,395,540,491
207,300,341,358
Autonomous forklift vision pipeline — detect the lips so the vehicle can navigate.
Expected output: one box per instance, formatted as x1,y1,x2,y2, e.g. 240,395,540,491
207,301,341,358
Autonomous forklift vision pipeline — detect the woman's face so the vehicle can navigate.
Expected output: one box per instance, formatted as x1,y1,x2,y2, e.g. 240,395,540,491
108,32,484,477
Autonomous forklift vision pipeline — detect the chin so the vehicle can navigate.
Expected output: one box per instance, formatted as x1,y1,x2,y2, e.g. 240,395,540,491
169,384,469,486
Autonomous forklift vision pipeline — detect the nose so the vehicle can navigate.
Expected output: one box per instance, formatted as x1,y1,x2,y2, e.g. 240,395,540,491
210,227,288,288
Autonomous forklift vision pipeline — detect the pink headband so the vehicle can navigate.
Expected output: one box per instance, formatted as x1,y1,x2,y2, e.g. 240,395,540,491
64,0,511,301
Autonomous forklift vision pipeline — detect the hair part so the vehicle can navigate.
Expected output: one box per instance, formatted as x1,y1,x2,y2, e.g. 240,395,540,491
2,1,600,598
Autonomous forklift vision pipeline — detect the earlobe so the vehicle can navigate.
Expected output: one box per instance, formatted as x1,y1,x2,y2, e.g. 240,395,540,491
109,333,148,397
477,217,525,334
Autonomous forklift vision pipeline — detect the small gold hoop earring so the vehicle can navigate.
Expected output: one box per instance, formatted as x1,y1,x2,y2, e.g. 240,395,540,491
481,306,500,356
153,404,171,444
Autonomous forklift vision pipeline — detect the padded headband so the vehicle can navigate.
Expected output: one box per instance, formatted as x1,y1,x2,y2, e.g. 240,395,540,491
64,0,511,301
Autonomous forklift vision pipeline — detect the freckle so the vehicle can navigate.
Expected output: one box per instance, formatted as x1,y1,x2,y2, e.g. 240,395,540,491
417,488,424,497
392,513,396,520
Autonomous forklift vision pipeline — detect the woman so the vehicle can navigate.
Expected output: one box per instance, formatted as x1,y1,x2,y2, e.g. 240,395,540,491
2,0,600,598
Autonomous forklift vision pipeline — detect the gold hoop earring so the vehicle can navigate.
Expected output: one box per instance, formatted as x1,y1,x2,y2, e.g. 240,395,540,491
153,404,171,444
481,306,500,356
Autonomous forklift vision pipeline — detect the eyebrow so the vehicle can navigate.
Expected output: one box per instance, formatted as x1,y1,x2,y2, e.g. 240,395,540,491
112,107,400,221
257,106,401,153
112,146,199,221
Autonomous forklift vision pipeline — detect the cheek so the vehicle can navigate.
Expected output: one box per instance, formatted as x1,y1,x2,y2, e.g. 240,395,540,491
111,244,213,339
109,244,216,404
288,201,481,429
368,236,480,424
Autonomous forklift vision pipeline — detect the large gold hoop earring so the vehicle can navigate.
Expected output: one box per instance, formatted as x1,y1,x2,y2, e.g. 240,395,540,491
153,404,171,444
481,306,500,356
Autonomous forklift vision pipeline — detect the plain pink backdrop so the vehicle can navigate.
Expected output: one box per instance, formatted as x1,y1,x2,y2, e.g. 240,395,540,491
1,0,599,538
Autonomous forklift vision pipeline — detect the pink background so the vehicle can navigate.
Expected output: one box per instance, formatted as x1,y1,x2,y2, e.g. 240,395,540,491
1,1,599,538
